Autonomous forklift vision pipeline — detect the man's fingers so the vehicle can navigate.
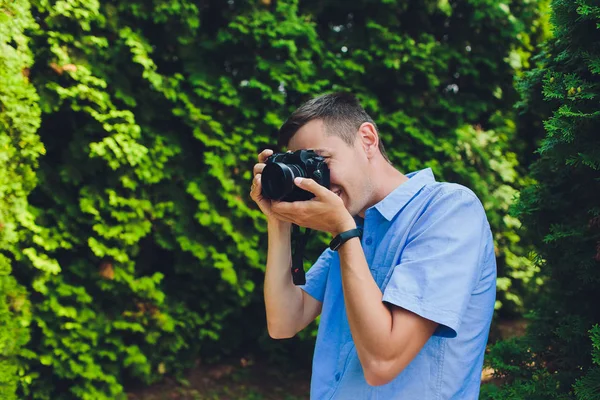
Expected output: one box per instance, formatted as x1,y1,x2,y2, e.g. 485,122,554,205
271,200,302,216
269,210,294,224
253,163,265,176
250,174,262,197
270,201,295,223
294,178,328,197
258,149,274,163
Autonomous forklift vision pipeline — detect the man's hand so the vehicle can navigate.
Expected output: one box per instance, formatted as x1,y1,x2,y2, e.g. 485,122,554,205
250,149,290,227
271,177,356,236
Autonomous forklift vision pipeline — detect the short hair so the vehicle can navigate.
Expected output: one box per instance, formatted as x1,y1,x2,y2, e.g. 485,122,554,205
278,92,390,162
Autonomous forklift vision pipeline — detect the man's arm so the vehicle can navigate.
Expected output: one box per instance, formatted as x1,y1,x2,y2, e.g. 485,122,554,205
263,220,323,339
335,233,438,386
250,149,322,339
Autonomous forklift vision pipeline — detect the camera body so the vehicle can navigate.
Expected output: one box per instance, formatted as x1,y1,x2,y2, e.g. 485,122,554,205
261,149,330,202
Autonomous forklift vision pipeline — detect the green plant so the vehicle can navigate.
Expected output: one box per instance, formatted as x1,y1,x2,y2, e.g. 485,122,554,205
484,1,600,398
0,0,44,398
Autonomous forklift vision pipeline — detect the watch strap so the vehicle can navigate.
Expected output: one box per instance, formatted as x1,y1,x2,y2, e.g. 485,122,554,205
329,228,363,251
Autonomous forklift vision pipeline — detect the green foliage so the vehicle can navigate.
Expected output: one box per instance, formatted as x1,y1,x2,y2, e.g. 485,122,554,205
0,0,547,397
18,1,326,398
573,325,600,400
484,0,600,398
0,0,43,398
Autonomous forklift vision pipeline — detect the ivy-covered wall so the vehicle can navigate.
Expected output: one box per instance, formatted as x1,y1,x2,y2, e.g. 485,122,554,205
0,0,43,398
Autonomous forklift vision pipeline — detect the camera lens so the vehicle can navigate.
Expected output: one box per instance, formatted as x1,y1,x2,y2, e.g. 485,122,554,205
262,163,306,200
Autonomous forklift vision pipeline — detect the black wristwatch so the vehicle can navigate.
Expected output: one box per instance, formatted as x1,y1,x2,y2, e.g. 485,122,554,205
329,228,363,251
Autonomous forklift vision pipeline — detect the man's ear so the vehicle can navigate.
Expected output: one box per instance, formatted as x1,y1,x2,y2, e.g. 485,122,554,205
358,122,379,159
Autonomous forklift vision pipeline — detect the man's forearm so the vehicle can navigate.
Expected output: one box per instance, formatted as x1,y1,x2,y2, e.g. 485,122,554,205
337,238,396,373
263,220,304,338
339,237,439,386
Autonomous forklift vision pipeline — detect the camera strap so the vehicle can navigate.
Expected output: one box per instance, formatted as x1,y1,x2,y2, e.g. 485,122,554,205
291,224,311,285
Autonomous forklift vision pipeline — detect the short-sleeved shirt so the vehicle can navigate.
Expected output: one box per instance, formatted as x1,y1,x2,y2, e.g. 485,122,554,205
300,167,496,400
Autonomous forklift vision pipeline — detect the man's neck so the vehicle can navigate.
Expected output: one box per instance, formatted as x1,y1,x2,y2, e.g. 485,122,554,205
358,164,409,218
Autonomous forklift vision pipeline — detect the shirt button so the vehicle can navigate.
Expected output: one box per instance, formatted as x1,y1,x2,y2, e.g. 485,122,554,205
365,237,373,245
335,372,341,381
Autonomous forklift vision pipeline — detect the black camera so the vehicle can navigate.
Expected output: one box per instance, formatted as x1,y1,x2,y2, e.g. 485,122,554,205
261,149,330,202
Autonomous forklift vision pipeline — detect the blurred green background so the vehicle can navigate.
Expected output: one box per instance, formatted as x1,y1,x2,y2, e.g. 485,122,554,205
1,0,598,399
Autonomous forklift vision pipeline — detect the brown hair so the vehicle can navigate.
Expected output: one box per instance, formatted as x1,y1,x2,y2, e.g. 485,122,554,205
278,92,390,163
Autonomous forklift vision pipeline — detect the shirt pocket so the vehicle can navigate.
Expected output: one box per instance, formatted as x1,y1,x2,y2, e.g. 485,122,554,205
328,340,356,399
332,346,371,400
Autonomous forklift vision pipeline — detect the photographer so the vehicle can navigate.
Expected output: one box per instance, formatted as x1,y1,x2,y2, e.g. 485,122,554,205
250,93,496,400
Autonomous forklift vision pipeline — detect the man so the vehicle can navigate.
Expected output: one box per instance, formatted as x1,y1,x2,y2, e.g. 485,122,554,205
250,92,496,399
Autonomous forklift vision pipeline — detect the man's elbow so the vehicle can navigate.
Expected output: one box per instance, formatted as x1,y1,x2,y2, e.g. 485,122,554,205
268,330,295,340
364,370,394,387
267,324,297,339
363,358,406,387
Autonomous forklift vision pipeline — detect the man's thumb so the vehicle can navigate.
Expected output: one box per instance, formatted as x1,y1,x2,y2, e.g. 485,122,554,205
295,177,320,194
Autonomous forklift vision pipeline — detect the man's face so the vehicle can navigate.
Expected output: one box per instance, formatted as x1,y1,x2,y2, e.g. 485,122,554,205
287,119,373,217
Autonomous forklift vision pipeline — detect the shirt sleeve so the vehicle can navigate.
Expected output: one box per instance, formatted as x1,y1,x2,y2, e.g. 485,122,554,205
299,248,334,302
381,188,490,338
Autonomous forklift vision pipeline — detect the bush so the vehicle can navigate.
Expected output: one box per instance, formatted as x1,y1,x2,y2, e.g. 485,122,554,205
484,1,600,398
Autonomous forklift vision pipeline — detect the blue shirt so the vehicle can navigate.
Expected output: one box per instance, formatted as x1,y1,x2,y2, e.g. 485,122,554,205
300,168,496,400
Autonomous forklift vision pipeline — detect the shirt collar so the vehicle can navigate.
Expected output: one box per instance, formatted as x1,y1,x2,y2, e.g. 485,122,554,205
370,167,436,221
